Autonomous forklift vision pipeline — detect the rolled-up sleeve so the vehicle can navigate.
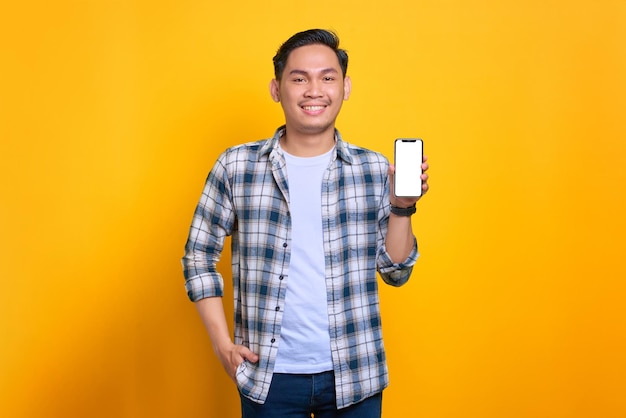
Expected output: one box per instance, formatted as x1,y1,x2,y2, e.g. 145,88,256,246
376,237,419,287
181,156,235,302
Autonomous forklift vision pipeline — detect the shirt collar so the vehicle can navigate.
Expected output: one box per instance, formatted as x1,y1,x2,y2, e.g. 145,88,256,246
258,125,354,165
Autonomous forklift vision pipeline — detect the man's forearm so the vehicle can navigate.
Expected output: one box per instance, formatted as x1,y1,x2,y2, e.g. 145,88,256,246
385,214,416,263
195,297,233,355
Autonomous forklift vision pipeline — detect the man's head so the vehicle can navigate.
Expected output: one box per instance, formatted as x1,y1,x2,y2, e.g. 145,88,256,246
269,29,352,141
273,29,348,81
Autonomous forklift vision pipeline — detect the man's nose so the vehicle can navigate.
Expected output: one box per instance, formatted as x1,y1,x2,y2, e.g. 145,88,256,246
305,79,323,97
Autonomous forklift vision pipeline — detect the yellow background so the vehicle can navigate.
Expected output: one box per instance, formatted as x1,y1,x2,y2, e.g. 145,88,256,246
1,1,625,417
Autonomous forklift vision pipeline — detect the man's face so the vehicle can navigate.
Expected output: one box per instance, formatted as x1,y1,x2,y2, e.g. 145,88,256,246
270,44,351,137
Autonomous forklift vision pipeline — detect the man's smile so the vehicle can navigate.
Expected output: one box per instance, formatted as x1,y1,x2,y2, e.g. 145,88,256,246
301,105,326,111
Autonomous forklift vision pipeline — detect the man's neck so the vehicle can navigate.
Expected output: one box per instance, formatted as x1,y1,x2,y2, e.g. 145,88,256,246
280,127,336,157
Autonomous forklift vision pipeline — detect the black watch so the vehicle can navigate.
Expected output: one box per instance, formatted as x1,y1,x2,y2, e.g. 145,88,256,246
390,203,416,217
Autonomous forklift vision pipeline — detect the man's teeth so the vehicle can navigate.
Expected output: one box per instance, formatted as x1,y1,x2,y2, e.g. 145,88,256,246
302,106,325,111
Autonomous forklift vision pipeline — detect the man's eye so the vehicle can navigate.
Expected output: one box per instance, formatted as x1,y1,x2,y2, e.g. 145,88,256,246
323,77,335,81
293,78,305,83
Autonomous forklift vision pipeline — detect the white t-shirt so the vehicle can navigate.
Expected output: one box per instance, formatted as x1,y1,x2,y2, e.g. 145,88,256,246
273,146,333,373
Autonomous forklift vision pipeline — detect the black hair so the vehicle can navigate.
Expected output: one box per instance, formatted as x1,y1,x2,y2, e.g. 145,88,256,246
272,29,349,80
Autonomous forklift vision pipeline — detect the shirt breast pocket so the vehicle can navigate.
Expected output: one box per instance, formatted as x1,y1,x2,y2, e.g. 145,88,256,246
345,196,378,223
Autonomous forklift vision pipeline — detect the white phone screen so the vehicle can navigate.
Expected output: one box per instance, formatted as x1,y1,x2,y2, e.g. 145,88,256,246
394,138,423,197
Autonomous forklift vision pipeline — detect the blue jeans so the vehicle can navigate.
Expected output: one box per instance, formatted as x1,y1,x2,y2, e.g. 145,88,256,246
239,371,383,418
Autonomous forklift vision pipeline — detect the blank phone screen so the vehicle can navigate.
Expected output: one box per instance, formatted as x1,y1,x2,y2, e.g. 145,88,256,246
394,139,423,197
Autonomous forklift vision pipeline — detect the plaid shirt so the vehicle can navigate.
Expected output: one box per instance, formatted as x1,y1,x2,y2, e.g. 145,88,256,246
182,126,419,409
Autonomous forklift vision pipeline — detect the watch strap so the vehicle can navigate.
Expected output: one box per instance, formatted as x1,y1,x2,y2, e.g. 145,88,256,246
390,203,416,217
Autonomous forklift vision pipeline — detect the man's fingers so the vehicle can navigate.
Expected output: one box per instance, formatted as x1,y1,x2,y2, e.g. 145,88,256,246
235,345,259,364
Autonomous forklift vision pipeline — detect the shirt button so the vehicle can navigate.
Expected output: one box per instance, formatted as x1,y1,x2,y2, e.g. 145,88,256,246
275,306,280,311
271,338,276,343
279,275,284,280
283,242,288,248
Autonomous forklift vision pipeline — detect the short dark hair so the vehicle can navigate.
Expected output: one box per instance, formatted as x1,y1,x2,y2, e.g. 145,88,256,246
273,29,349,80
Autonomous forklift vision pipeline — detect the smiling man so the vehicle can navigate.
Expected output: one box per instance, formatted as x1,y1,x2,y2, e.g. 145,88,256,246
182,29,429,418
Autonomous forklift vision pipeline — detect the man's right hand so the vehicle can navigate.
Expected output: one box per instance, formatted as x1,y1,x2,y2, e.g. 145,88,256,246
216,342,259,382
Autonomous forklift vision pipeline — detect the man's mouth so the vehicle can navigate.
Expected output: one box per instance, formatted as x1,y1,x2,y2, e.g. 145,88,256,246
301,105,326,111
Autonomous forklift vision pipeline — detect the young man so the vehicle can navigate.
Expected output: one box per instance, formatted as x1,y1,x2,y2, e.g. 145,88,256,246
182,29,429,418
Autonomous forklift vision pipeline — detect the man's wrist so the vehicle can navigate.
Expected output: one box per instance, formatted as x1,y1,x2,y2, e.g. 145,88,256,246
390,203,416,217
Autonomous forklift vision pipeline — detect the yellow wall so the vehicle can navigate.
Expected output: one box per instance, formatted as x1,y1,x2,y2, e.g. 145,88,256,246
1,1,625,417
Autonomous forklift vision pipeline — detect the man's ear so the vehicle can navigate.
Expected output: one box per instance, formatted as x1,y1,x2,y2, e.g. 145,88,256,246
269,79,280,102
343,76,352,100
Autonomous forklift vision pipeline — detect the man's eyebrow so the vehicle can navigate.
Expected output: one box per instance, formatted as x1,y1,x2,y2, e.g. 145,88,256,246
287,68,340,76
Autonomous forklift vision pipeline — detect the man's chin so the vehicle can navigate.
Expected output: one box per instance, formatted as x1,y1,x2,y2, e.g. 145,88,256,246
297,122,335,135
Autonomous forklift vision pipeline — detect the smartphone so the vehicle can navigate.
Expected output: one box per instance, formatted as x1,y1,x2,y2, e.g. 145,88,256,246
394,138,424,197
